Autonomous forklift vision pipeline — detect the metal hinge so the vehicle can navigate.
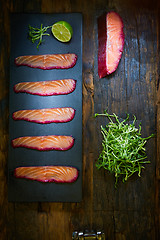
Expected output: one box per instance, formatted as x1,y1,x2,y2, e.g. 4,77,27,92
72,230,105,240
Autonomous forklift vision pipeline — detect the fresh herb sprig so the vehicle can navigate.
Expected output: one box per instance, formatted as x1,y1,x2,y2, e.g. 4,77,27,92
95,110,154,186
28,24,52,49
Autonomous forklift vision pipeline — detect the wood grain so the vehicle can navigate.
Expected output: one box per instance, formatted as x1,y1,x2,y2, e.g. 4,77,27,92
0,0,159,239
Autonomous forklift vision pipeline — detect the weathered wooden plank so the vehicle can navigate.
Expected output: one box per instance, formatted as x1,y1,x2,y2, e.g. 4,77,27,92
155,4,160,239
0,0,159,240
92,209,155,240
156,100,160,239
10,0,42,12
41,0,71,13
93,1,158,239
0,1,11,240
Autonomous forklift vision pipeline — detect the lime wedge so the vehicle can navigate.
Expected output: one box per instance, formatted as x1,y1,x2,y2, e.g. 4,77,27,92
51,21,73,42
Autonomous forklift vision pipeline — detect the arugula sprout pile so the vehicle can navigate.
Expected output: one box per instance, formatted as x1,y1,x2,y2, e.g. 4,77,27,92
95,111,154,186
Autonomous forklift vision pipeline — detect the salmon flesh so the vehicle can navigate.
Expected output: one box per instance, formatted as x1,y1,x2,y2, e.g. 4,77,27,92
14,79,76,96
14,166,79,183
15,53,77,70
12,107,75,124
12,135,74,151
98,11,124,78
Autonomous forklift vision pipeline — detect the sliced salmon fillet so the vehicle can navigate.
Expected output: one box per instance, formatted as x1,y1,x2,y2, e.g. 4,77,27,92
12,107,75,124
98,11,124,78
14,79,76,96
12,135,74,151
14,166,79,183
15,53,77,70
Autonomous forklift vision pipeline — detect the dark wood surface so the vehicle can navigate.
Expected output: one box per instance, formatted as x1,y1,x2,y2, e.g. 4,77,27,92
0,0,160,239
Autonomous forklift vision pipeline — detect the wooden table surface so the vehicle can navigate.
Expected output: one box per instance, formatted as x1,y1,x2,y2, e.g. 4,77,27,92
0,0,160,239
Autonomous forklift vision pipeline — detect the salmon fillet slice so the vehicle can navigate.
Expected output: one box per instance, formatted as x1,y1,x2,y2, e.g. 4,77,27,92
12,107,75,124
14,166,79,183
14,79,76,96
15,53,77,70
98,11,124,78
12,135,74,151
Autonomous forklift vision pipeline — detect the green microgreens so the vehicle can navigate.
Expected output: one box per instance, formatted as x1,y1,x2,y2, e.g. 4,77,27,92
94,110,154,187
28,24,52,49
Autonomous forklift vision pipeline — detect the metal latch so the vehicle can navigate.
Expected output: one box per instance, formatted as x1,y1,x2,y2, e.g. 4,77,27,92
72,230,105,240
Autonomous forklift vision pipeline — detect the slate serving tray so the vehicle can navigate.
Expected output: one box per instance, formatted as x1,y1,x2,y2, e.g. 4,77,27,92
8,13,82,202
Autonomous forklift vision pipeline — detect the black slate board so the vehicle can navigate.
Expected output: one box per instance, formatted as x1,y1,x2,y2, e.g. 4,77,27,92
8,13,82,202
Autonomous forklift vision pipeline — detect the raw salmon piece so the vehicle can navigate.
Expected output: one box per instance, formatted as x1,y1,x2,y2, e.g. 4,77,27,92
14,166,79,183
12,107,75,124
98,11,124,78
12,135,74,151
14,79,76,96
15,53,77,70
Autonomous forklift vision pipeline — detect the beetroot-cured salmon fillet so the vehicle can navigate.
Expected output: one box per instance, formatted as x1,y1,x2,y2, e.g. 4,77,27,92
12,135,74,151
15,53,77,70
14,166,79,183
12,107,75,124
98,11,124,78
14,79,76,96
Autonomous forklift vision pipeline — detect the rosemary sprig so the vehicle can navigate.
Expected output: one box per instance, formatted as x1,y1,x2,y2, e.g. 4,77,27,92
28,24,52,49
95,111,154,186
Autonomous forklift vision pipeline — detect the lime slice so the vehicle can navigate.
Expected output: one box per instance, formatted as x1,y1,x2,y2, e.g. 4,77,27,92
51,21,73,42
